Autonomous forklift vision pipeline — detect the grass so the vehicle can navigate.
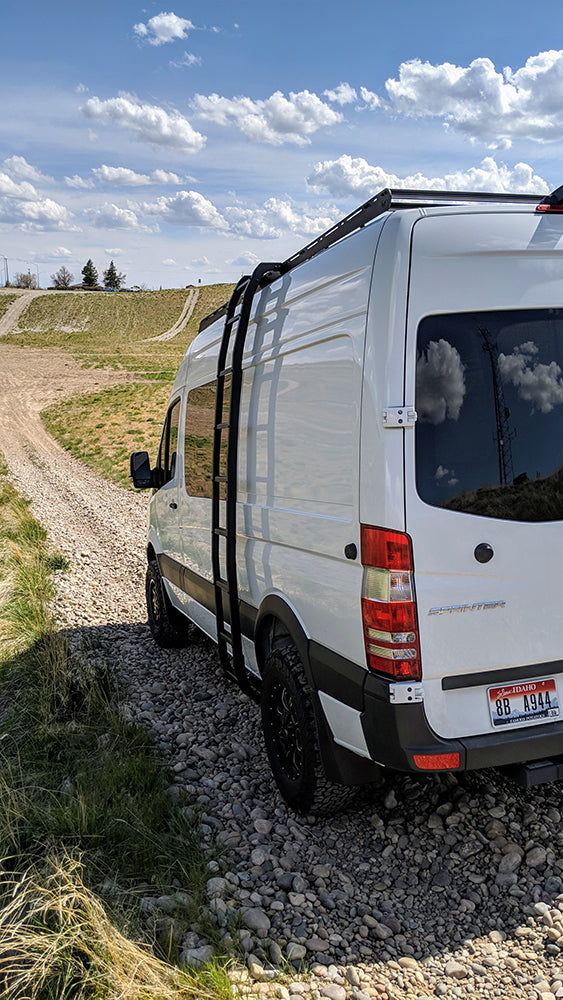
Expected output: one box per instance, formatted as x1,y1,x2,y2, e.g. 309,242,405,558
0,456,233,998
42,383,172,489
0,292,18,320
8,285,233,376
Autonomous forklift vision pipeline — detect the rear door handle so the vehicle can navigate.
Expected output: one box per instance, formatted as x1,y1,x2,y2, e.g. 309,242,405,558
169,502,178,510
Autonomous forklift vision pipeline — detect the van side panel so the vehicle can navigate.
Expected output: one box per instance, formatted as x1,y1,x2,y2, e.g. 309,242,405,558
237,225,384,671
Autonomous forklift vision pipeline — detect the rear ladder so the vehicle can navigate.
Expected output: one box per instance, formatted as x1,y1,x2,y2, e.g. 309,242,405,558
211,263,281,694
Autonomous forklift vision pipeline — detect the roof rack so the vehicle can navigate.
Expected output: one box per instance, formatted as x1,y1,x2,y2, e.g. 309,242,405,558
199,185,547,333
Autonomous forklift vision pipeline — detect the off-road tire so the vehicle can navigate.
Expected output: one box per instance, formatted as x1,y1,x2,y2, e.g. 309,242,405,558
145,560,186,648
260,643,357,816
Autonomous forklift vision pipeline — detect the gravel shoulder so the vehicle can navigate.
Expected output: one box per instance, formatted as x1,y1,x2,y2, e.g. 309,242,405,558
2,341,563,1000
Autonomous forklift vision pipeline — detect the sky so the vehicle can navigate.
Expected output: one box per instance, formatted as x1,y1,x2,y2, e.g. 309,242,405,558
3,0,563,289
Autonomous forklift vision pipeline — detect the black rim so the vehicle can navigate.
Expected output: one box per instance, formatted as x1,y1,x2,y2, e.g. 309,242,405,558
268,680,303,782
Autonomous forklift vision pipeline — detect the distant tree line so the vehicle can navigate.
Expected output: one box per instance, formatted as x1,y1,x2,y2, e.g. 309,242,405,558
49,259,127,291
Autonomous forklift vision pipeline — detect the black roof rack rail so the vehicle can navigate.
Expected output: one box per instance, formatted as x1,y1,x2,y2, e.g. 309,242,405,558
199,185,546,333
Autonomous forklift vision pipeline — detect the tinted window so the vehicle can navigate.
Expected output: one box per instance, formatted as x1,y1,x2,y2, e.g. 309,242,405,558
184,380,230,499
415,309,563,522
156,398,181,486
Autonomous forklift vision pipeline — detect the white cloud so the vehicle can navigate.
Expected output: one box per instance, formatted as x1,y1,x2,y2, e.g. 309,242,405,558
0,172,38,200
499,341,563,413
308,154,549,199
416,339,466,425
82,95,206,154
45,246,73,259
105,247,123,255
134,11,195,46
2,155,52,184
170,52,202,68
92,165,184,186
191,89,342,145
139,190,226,228
323,83,357,106
223,198,338,240
230,251,261,268
385,50,563,146
65,174,95,189
359,87,381,110
0,196,75,231
162,258,177,266
89,203,150,231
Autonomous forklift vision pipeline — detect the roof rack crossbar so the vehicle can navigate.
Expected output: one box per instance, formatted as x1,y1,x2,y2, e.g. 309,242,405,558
389,188,544,206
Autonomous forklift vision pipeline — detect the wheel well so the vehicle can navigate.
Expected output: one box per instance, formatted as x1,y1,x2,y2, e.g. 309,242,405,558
147,543,157,565
254,598,310,682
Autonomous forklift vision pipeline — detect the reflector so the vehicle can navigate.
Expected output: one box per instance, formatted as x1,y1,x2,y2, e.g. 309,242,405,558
413,753,460,770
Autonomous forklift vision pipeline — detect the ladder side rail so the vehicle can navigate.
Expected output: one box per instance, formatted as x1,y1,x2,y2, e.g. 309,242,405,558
212,276,249,672
225,263,283,693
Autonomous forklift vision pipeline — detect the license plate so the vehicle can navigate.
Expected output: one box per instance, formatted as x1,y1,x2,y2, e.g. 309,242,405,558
488,677,560,728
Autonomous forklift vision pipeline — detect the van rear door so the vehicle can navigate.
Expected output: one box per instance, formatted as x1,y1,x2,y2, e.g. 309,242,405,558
404,209,563,741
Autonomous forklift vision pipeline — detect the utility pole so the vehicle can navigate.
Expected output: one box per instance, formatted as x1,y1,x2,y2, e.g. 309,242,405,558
479,326,516,487
0,253,9,286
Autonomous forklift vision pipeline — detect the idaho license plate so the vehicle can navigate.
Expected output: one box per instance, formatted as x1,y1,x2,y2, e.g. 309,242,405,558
488,677,560,728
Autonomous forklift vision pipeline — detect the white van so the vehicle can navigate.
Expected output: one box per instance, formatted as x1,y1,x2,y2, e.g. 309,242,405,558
131,185,563,813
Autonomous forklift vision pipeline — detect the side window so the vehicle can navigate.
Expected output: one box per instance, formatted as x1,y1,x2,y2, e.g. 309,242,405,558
156,398,181,486
184,379,230,498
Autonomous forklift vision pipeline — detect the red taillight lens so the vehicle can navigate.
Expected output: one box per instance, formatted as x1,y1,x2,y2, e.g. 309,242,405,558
413,753,460,770
361,525,421,681
536,203,563,213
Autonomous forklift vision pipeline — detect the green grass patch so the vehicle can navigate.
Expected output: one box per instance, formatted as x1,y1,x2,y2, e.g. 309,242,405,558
42,382,172,489
0,292,18,320
8,285,233,376
0,458,232,997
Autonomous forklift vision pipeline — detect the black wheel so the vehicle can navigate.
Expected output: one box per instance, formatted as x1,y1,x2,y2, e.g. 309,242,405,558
260,644,357,816
145,560,186,648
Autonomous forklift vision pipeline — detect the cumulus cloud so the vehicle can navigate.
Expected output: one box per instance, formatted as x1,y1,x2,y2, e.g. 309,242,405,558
385,50,563,146
88,203,150,231
499,341,563,413
224,198,338,240
82,95,206,154
92,165,183,186
191,89,342,145
2,156,52,184
230,251,261,269
416,339,466,425
64,174,95,189
134,11,194,45
308,154,549,199
323,83,357,105
138,190,226,228
0,196,75,231
0,173,38,200
359,87,381,110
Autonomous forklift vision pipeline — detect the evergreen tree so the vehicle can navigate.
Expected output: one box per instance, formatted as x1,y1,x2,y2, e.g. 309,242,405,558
103,260,126,291
81,259,98,289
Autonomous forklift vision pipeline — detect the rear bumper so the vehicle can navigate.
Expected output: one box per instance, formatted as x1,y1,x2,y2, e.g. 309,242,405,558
362,673,563,772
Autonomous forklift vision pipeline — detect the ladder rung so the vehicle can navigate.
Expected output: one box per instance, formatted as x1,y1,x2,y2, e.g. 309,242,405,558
218,630,232,645
216,421,229,430
226,311,242,326
214,527,227,537
216,579,229,592
219,366,232,377
214,474,227,483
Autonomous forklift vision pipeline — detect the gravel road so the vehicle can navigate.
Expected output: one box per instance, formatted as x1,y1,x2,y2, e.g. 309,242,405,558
2,342,563,1000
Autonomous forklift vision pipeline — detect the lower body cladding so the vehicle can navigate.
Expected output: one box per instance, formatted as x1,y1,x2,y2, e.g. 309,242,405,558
157,553,563,787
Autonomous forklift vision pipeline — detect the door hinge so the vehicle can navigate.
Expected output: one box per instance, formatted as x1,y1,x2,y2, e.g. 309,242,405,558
389,681,424,704
382,406,417,428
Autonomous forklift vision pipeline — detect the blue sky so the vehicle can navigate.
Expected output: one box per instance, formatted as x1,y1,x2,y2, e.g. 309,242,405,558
2,0,563,289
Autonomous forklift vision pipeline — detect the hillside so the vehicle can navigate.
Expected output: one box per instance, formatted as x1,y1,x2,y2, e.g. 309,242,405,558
1,284,234,488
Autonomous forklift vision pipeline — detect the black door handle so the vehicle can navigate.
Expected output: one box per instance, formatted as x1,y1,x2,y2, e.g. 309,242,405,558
169,501,178,510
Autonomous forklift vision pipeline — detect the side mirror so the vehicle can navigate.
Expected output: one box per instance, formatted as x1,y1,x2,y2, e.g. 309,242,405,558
130,451,154,489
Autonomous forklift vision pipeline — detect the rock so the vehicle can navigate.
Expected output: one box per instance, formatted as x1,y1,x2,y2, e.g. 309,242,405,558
499,852,522,873
287,942,307,962
320,986,347,1000
241,907,271,937
444,960,468,979
179,945,214,968
306,937,331,952
206,877,228,898
527,847,548,868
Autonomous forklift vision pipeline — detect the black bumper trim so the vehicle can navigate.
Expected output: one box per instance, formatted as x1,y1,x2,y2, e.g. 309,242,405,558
443,659,563,691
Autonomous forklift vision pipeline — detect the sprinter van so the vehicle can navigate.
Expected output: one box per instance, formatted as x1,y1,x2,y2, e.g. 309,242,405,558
131,185,563,813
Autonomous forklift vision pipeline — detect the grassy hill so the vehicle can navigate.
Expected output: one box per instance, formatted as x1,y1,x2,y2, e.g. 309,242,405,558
7,285,234,488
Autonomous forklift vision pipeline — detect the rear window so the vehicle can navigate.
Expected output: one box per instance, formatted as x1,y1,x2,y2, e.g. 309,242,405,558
415,309,563,522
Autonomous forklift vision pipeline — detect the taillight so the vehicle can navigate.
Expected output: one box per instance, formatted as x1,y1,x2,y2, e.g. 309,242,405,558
361,525,421,681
